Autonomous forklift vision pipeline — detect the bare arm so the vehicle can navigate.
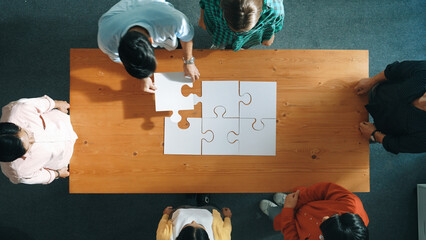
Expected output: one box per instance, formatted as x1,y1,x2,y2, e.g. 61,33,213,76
354,71,387,95
180,40,200,81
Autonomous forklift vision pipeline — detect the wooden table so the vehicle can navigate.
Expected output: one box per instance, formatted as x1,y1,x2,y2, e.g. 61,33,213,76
70,49,369,193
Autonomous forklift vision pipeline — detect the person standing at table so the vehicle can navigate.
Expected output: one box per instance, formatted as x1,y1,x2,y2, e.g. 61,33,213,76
0,96,78,184
355,60,426,154
98,0,200,94
259,182,369,240
199,0,285,51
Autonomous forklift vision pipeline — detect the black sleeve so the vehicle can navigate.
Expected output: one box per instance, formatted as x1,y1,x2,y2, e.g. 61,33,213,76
382,133,426,154
384,60,426,84
384,61,426,101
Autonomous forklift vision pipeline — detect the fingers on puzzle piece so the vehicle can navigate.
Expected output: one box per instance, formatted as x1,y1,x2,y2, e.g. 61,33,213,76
154,72,194,121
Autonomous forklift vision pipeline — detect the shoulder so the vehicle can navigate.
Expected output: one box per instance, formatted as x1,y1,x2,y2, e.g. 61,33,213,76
1,100,35,124
0,160,25,184
200,0,221,11
264,0,284,15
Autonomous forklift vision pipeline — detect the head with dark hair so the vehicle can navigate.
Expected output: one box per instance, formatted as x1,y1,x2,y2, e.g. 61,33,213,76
176,225,210,240
220,0,263,32
0,123,27,162
320,213,368,240
118,31,156,79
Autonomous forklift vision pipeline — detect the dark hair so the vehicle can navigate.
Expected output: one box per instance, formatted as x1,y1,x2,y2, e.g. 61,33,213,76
320,213,369,240
220,0,262,32
118,31,156,79
176,226,210,240
0,122,26,162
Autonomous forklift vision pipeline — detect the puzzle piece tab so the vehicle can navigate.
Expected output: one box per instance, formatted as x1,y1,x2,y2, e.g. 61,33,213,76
164,117,213,155
194,81,250,119
240,81,277,130
202,107,239,155
155,72,194,122
228,118,276,156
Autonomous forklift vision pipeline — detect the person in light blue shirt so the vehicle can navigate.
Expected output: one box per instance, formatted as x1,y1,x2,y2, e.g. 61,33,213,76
98,0,200,93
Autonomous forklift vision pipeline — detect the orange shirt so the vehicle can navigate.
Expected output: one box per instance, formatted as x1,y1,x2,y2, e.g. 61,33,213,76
273,182,369,240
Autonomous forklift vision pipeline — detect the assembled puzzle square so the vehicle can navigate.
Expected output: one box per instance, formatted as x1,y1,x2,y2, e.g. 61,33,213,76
155,74,277,156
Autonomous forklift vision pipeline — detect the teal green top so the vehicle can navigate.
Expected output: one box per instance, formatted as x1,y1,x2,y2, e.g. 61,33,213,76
200,0,285,51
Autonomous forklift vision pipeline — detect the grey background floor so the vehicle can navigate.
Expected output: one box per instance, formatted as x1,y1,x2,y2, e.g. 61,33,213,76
0,0,425,239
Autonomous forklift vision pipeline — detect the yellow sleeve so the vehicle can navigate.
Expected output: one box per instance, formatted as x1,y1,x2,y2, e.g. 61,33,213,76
156,214,173,240
212,209,232,240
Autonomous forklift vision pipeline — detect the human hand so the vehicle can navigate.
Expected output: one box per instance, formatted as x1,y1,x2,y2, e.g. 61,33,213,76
262,34,275,46
142,77,157,93
163,206,173,215
359,121,376,139
222,208,232,218
54,100,70,114
183,64,200,81
58,166,69,178
354,78,375,95
284,190,300,208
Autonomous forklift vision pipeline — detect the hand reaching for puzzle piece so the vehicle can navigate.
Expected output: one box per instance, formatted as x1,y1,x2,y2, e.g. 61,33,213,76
142,77,157,93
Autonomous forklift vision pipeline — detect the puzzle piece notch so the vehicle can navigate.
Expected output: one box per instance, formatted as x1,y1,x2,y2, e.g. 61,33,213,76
239,81,277,126
227,118,276,156
164,117,213,155
154,72,194,123
202,106,239,155
194,81,250,119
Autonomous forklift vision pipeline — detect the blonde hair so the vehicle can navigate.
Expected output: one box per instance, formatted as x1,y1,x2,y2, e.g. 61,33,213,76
220,0,263,32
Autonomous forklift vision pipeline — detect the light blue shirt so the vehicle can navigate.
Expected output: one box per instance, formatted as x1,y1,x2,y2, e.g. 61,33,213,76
98,0,194,63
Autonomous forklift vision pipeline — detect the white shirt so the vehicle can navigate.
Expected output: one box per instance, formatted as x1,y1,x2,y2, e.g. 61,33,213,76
0,96,78,185
97,0,194,63
171,209,215,240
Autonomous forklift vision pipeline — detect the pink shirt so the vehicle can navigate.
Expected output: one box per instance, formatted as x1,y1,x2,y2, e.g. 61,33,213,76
0,96,78,184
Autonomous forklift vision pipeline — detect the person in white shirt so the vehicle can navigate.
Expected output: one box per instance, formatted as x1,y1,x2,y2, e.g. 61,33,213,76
0,96,78,185
157,206,232,240
98,0,200,94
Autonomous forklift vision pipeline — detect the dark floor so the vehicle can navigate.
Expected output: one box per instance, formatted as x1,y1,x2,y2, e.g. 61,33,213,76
0,0,425,239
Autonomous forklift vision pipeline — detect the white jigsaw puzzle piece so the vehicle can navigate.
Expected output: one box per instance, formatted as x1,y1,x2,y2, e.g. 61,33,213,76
202,107,239,155
228,118,276,156
240,81,277,130
164,117,213,155
194,81,250,119
155,72,194,122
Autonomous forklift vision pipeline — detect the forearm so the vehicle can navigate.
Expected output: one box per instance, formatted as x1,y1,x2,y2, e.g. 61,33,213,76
20,169,56,185
273,208,299,239
180,40,194,61
371,71,387,85
156,214,173,240
373,131,386,143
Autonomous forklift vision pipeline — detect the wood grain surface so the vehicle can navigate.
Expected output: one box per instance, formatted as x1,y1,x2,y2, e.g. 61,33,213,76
70,49,369,193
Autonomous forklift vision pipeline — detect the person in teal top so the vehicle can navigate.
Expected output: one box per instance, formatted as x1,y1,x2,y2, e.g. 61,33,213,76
199,0,285,51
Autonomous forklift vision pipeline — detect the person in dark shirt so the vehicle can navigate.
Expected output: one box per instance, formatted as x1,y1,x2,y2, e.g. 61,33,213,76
355,60,426,154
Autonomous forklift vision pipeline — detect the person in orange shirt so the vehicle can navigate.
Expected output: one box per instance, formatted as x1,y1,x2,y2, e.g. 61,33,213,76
259,182,369,240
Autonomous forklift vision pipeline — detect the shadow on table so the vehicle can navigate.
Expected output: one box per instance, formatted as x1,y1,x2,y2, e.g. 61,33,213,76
70,71,170,131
